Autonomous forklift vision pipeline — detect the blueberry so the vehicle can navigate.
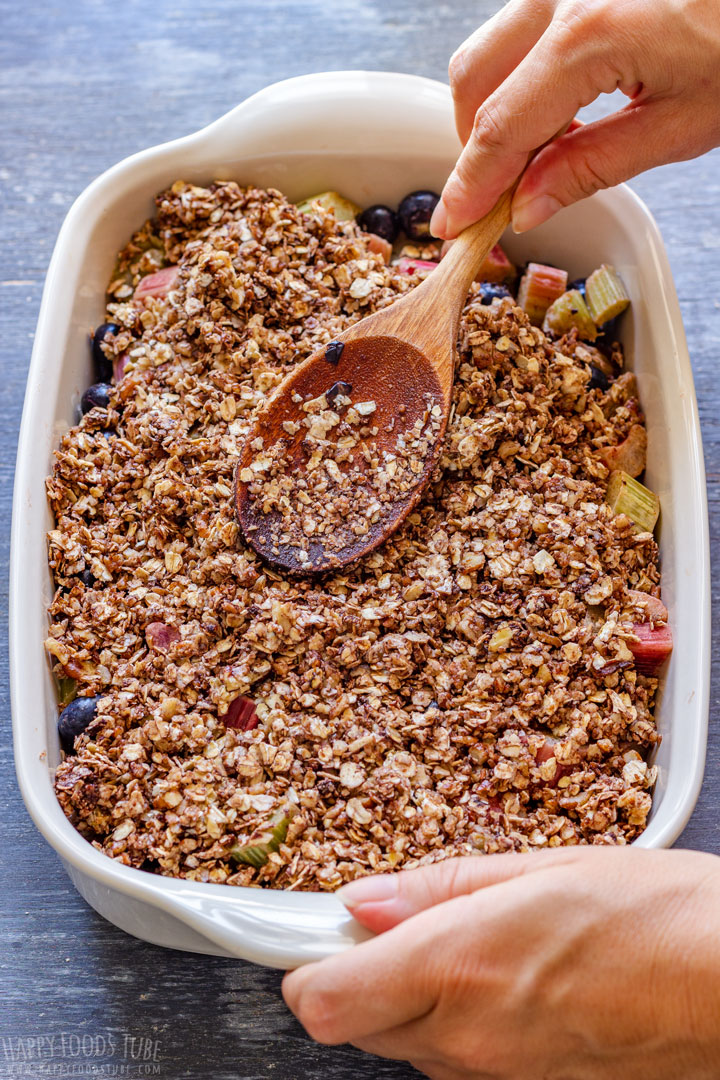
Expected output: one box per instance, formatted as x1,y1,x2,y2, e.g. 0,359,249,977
80,382,112,415
596,315,618,338
80,569,95,586
478,282,512,305
398,190,440,241
357,205,398,244
568,278,586,297
588,365,610,392
325,340,344,366
326,381,352,404
58,695,100,753
92,323,119,382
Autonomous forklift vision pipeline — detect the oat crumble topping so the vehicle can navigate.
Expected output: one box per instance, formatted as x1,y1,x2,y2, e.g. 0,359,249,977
48,181,661,890
241,384,443,567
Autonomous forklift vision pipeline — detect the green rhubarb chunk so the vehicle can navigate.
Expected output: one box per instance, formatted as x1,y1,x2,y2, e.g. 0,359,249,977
542,289,598,341
606,470,659,533
296,191,362,222
229,809,293,868
55,676,78,708
585,264,630,325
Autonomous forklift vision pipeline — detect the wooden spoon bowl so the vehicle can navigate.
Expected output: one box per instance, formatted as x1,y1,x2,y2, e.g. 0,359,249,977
234,188,513,575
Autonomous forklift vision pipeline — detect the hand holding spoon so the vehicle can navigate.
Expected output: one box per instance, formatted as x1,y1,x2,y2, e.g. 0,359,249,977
234,186,514,575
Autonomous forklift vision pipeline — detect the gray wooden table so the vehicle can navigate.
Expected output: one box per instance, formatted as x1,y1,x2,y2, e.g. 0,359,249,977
2,2,718,1077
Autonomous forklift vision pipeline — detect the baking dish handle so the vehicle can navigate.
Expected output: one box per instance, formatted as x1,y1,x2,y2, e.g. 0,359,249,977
155,882,374,969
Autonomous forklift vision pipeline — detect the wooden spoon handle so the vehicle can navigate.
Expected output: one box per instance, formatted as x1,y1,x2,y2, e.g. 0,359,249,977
427,187,514,308
424,123,570,315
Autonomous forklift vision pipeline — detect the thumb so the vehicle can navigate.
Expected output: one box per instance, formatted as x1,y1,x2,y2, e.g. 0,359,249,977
511,97,686,232
337,848,583,934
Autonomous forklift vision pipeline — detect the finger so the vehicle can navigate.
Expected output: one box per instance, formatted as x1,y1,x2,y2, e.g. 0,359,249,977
431,25,617,238
282,896,468,1044
511,95,710,232
450,0,555,144
337,848,584,933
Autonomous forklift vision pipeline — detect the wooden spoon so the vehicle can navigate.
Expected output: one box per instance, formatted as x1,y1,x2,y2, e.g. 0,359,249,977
234,187,514,575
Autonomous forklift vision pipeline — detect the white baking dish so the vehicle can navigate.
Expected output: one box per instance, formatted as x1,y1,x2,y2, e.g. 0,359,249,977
11,71,710,970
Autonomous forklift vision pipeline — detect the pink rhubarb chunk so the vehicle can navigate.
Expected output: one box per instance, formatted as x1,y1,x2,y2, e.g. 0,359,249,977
224,696,259,731
145,622,181,651
627,590,668,624
629,622,673,675
394,257,438,277
113,353,128,383
477,243,516,284
534,737,571,786
366,233,392,264
133,265,180,301
441,241,516,284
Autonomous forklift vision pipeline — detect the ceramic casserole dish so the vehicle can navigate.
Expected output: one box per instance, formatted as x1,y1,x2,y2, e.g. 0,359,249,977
11,71,711,969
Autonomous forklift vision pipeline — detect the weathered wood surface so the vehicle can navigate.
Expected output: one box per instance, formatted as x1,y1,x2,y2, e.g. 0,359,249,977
1,1,718,1077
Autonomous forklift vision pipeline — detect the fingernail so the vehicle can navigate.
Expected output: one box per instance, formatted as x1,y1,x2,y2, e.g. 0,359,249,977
337,874,398,910
430,199,448,239
511,193,563,234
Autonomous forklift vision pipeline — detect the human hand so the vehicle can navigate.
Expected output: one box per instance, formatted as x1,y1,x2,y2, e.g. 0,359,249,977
430,0,720,239
283,847,720,1079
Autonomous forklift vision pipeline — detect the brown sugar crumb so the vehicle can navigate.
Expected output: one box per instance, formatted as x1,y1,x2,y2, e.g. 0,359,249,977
47,180,661,891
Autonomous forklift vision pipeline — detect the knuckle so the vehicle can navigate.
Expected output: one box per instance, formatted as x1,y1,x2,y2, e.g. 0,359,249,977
571,152,615,197
553,0,614,40
470,100,508,156
433,855,474,901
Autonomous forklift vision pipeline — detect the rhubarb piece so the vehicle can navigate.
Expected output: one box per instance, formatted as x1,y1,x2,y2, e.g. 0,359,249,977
629,622,673,675
229,808,294,868
224,695,258,731
393,257,438,277
627,589,668,623
585,264,630,325
606,471,659,532
441,240,516,283
133,265,180,301
296,191,362,222
113,353,128,383
534,737,572,786
601,424,647,477
478,243,516,283
145,622,181,651
357,205,398,243
398,190,440,240
517,263,568,325
542,289,598,341
366,233,392,264
55,676,78,709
